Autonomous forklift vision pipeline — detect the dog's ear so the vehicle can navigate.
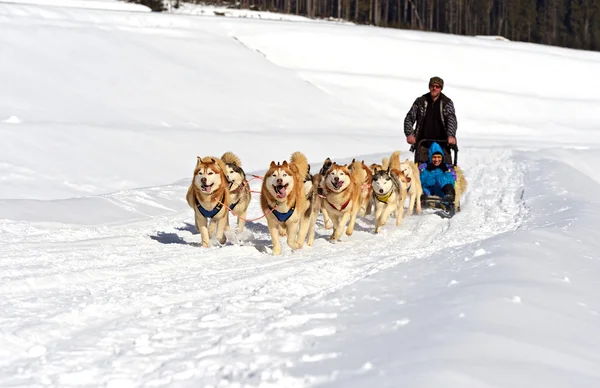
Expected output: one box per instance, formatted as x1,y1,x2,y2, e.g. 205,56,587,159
210,158,216,164
196,156,202,165
282,160,289,167
270,161,277,168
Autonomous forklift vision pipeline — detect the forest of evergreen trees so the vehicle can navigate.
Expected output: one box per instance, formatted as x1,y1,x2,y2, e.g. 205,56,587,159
133,0,600,52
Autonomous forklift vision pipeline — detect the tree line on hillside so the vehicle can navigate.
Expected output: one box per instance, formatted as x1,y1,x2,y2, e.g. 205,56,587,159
128,0,600,52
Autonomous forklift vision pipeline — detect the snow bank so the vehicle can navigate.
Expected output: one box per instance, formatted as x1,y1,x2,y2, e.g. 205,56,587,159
0,0,151,12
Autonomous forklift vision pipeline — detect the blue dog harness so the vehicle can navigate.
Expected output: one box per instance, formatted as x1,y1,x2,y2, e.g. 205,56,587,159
268,203,295,222
195,193,225,218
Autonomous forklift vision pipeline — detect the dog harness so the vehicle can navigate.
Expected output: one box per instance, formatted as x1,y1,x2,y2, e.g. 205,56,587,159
229,200,239,211
268,203,295,222
375,191,393,203
327,197,350,211
195,193,225,219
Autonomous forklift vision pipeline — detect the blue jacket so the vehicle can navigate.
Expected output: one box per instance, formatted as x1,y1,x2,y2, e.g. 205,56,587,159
418,142,456,197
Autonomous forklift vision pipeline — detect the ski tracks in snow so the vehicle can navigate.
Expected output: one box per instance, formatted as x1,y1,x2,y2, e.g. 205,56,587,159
0,148,525,387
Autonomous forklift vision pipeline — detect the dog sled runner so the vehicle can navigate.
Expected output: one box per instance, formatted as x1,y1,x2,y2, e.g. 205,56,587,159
414,139,461,219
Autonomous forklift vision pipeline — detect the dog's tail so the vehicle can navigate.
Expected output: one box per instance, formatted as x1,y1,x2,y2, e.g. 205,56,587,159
389,151,401,172
350,160,368,184
349,160,365,186
221,151,242,167
320,157,333,176
381,157,390,171
290,151,309,180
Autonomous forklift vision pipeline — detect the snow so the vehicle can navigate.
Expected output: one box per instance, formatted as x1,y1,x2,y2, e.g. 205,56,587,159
4,0,151,12
1,0,600,387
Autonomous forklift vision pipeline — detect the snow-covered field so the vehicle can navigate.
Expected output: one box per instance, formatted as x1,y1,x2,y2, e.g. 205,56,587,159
1,0,600,387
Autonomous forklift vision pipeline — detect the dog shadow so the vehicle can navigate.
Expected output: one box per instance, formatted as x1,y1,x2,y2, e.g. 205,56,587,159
175,222,199,235
150,231,199,246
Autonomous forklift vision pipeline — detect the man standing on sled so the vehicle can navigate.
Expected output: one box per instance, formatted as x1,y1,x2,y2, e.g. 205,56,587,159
404,76,458,164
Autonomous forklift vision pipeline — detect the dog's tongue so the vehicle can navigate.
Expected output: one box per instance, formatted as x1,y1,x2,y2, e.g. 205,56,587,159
276,186,287,198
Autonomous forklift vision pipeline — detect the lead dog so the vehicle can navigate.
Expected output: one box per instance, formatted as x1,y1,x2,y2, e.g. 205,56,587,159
185,155,230,247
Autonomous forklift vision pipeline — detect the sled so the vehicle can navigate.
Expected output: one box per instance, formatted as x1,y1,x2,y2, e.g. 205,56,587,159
413,139,460,219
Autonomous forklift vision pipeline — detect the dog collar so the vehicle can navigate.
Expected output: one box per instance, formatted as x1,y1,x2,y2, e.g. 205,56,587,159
195,193,225,218
375,191,393,203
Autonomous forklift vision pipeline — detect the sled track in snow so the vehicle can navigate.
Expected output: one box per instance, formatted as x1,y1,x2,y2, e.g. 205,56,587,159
0,148,525,386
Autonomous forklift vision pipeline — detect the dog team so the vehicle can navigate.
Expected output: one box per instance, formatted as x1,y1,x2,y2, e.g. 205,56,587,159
186,150,465,255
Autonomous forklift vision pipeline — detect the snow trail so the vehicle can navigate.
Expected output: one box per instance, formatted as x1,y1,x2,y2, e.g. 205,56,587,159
0,148,524,386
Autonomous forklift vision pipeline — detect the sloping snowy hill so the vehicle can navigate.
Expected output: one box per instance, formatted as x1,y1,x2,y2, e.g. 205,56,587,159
1,1,600,387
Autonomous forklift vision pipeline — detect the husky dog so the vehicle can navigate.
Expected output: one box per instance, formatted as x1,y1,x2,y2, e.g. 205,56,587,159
349,159,373,218
186,156,230,247
260,151,314,255
321,160,363,241
221,151,251,234
400,158,423,216
301,164,323,247
318,157,334,230
454,166,468,211
371,151,409,233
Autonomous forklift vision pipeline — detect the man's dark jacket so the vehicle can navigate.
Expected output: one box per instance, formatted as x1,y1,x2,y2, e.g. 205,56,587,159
404,93,458,141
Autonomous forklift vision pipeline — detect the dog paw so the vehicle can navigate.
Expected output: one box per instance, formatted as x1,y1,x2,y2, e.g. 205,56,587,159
324,222,332,230
202,241,210,248
272,247,282,256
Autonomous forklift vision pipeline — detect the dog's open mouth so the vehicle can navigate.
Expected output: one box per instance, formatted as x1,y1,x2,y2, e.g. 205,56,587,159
200,183,214,192
331,179,344,190
273,184,288,199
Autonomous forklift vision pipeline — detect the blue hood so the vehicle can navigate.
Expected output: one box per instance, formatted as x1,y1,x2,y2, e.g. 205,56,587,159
428,142,445,163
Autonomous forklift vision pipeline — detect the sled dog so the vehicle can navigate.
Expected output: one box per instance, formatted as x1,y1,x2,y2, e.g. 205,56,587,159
221,151,251,233
260,151,314,255
321,159,363,241
400,158,423,216
318,157,334,230
185,156,230,247
302,164,323,247
371,151,409,233
349,159,373,217
454,166,468,211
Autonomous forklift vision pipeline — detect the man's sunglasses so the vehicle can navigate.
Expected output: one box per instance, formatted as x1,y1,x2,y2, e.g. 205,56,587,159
429,84,442,89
